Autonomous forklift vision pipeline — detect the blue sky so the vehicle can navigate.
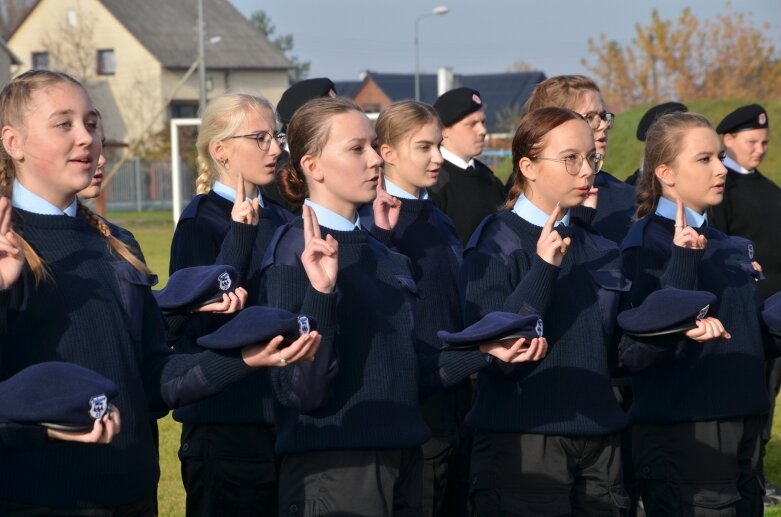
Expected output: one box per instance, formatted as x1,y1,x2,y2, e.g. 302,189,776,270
229,0,781,81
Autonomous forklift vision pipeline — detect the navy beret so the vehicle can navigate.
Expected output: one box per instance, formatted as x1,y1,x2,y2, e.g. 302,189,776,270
277,78,337,127
437,311,543,351
716,104,768,134
434,87,484,127
154,265,238,313
636,102,688,141
762,292,781,337
197,306,316,350
617,287,717,337
0,362,118,431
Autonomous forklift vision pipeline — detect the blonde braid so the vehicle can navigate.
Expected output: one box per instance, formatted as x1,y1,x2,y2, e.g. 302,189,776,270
77,202,152,275
195,158,214,195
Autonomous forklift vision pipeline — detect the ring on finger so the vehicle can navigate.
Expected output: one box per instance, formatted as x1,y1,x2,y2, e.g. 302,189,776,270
278,353,287,366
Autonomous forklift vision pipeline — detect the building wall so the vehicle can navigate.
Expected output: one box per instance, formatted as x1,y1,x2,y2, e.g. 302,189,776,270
353,79,391,113
160,67,289,110
8,0,164,145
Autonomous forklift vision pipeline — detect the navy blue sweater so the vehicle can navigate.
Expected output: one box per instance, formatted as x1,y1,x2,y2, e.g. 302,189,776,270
620,213,770,423
262,221,487,454
360,198,470,437
572,170,636,245
461,210,628,436
0,209,254,507
169,190,293,424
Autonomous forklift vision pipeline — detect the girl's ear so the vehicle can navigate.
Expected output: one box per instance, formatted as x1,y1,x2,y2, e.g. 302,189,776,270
209,138,227,165
379,143,396,166
518,157,537,182
1,126,22,161
300,154,323,183
655,163,675,187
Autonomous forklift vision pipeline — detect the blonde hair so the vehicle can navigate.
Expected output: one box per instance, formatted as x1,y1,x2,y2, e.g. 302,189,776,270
635,112,714,219
524,75,601,113
278,97,363,206
0,70,150,283
375,101,441,148
195,93,275,195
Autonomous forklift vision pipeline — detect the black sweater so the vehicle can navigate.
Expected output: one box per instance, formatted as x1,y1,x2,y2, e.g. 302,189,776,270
620,214,770,423
360,198,470,437
0,209,253,508
707,167,781,301
430,158,507,245
169,190,293,424
460,210,628,436
262,221,488,454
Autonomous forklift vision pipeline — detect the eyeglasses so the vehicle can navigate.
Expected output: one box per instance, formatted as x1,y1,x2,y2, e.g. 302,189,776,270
536,152,603,175
227,131,286,151
580,111,615,130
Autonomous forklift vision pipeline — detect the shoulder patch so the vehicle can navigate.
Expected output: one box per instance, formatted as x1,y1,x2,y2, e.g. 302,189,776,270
260,221,304,271
620,217,651,251
178,194,209,221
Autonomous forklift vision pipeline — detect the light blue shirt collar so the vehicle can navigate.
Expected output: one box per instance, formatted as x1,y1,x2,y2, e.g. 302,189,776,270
303,199,361,231
12,180,78,216
440,146,475,170
722,155,753,175
512,194,570,227
655,196,708,228
212,180,265,208
384,177,428,200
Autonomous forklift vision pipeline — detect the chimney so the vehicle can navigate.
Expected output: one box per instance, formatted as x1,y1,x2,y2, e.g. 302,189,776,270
437,67,454,96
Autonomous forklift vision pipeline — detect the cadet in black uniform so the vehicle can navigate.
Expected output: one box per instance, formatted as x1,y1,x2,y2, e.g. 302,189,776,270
707,104,780,505
430,87,506,244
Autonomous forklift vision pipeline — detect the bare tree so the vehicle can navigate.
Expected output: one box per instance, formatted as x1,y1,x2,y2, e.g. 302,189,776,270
40,6,97,83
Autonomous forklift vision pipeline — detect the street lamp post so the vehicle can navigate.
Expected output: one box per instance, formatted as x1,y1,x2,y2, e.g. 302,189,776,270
197,0,207,114
414,6,449,101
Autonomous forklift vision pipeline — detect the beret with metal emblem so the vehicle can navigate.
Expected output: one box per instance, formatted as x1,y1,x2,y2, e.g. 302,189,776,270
0,362,118,431
197,306,316,350
716,104,768,134
434,87,484,127
153,265,238,313
437,311,544,351
617,287,718,337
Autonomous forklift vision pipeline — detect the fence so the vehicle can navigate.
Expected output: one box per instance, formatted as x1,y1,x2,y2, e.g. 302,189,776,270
100,149,512,213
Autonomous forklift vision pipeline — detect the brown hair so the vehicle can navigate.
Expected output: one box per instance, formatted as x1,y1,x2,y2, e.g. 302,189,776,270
375,101,441,148
635,112,714,219
0,70,150,283
505,107,586,208
194,93,275,195
278,96,364,206
524,75,601,113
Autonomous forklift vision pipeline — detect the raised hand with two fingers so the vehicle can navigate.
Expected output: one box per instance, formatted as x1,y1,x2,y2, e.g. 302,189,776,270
536,204,571,267
0,197,24,290
301,205,338,294
230,173,259,226
672,198,706,250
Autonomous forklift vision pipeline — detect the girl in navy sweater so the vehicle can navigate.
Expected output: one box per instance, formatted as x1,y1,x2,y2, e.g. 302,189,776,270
0,70,314,513
266,97,540,516
362,100,471,516
621,111,767,515
168,92,324,516
462,106,632,515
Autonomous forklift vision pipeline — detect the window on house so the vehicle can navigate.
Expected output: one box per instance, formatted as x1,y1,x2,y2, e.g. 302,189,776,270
31,52,49,70
97,49,115,75
171,101,199,119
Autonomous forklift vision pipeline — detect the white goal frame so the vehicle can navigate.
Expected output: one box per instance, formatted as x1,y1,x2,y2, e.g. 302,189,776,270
170,117,202,224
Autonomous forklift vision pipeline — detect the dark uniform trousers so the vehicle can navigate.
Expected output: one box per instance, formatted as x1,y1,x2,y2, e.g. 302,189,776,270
633,416,764,516
179,423,278,517
0,495,156,516
470,432,629,516
278,447,423,516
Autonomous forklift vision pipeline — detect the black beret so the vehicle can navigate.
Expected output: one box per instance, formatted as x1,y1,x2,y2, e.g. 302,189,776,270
716,104,768,134
154,265,238,313
277,78,337,127
434,87,484,127
437,311,543,351
197,306,316,350
617,287,717,337
0,362,118,431
636,102,688,141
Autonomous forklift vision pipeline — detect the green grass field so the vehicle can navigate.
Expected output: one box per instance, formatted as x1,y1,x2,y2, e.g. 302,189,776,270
114,208,781,515
493,98,781,185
